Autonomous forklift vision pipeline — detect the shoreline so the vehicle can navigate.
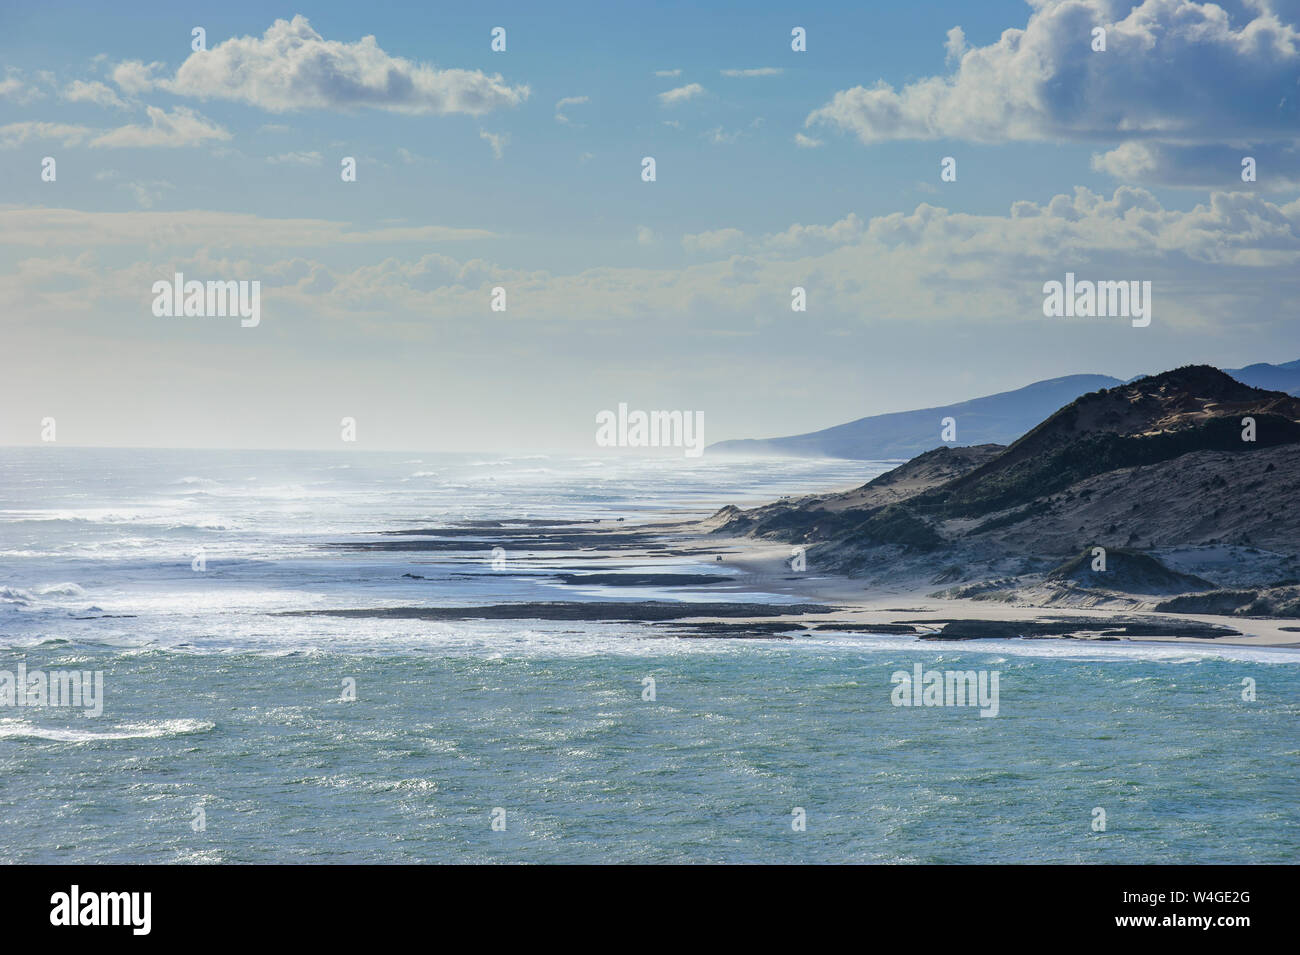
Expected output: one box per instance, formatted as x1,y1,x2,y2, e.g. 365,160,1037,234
331,516,1300,650
695,535,1300,649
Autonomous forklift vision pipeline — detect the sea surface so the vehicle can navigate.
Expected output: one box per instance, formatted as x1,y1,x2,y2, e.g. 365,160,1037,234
1,447,1296,863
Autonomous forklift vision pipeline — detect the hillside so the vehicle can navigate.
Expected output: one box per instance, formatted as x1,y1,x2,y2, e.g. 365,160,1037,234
710,366,1300,615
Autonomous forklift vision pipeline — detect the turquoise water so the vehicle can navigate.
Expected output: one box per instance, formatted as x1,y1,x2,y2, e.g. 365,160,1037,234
3,643,1297,863
1,449,1297,863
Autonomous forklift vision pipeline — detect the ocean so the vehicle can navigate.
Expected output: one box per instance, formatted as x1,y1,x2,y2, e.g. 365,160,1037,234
1,447,1296,863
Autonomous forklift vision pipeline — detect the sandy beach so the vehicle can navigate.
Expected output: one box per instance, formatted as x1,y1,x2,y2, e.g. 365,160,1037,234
698,537,1300,649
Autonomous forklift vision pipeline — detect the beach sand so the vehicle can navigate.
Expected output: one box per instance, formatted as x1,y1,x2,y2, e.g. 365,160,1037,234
682,536,1300,649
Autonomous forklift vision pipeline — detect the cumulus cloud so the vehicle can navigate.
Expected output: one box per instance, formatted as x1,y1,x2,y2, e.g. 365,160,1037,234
794,132,823,148
944,26,967,64
113,15,529,116
658,83,705,106
90,106,231,148
807,0,1300,185
653,69,681,77
1091,140,1300,190
720,67,783,77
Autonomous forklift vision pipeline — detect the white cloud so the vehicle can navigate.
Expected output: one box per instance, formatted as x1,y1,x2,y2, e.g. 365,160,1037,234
0,121,94,149
681,228,745,253
794,132,823,148
0,69,47,104
114,15,529,116
653,69,682,78
111,60,164,95
266,150,323,165
636,225,659,246
1091,140,1300,191
658,83,705,106
944,26,967,65
720,67,783,77
705,126,744,145
683,214,864,254
62,80,129,109
806,0,1300,187
0,208,497,249
90,106,231,148
122,180,174,209
6,188,1299,341
479,129,509,159
554,95,589,124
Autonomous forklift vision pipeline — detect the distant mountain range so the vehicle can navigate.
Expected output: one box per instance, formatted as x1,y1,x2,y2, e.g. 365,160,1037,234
709,359,1300,460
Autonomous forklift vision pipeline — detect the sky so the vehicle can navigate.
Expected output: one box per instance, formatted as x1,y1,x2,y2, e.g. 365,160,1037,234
1,0,1298,451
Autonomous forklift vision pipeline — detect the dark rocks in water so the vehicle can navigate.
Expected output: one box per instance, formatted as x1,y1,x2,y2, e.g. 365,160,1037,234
1047,547,1217,594
918,616,1240,641
666,621,797,639
809,623,920,634
339,532,653,552
923,619,1043,640
551,573,733,587
279,601,836,623
390,519,601,531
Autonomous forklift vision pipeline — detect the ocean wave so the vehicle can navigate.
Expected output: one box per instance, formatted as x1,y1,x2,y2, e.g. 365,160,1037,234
0,587,34,606
0,718,214,742
0,583,86,608
35,582,86,598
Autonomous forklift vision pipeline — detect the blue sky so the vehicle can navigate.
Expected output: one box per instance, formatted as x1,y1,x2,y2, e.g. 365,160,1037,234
2,0,1298,450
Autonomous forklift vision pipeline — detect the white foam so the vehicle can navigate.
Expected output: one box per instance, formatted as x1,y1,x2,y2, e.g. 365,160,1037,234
0,718,214,742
